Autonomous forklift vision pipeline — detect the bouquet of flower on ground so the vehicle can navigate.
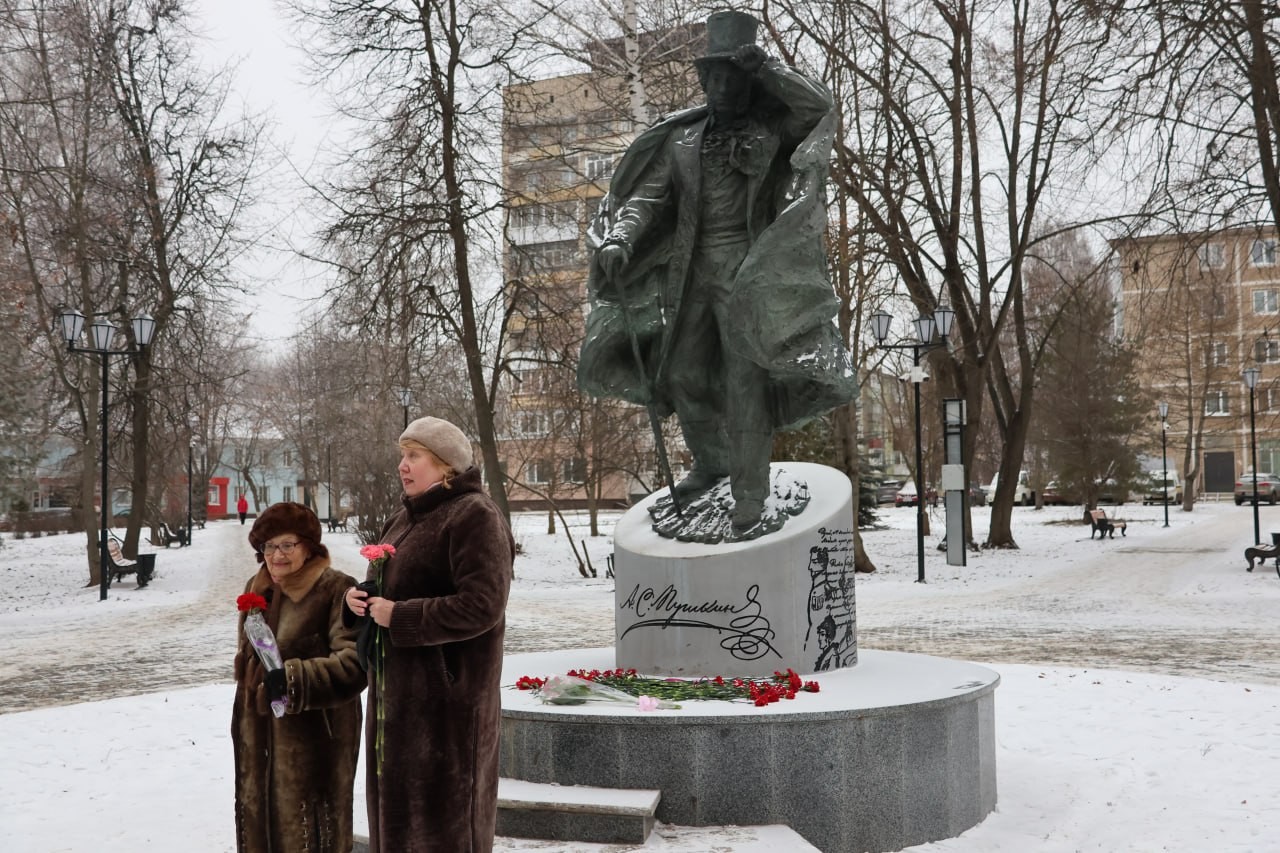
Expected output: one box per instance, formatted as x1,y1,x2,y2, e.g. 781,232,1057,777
514,668,820,708
237,592,287,718
524,674,682,710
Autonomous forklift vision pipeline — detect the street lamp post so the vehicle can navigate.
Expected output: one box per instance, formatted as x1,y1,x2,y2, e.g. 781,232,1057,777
397,387,411,430
870,304,956,583
1244,367,1261,545
57,307,157,600
186,441,195,548
1158,401,1170,528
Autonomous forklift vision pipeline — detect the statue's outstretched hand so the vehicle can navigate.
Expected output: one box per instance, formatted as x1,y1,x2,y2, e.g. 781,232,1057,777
598,242,629,283
735,44,766,73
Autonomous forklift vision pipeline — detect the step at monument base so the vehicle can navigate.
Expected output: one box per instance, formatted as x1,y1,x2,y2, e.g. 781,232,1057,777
495,777,660,844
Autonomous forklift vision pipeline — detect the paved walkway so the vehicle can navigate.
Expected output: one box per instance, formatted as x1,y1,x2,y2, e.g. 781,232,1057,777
3,507,1277,716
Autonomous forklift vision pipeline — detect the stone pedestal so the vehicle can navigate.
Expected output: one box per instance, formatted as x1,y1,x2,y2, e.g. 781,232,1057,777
501,648,1000,853
614,462,855,677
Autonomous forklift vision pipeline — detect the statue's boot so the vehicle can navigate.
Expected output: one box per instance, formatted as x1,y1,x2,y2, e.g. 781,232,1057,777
729,428,773,534
672,418,730,502
672,465,727,502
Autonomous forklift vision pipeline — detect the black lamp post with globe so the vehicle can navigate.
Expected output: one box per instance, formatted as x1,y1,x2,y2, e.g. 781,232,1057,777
57,306,157,600
1158,401,1169,528
397,387,411,431
870,304,955,584
1244,366,1261,546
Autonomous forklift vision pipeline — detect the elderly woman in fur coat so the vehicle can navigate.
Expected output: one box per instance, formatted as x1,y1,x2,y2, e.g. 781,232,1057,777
344,416,514,853
233,502,366,853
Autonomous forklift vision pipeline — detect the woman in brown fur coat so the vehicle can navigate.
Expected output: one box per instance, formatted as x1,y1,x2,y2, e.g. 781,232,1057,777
344,416,514,853
233,502,366,853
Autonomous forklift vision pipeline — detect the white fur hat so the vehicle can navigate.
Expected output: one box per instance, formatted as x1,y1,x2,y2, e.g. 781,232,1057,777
399,416,474,473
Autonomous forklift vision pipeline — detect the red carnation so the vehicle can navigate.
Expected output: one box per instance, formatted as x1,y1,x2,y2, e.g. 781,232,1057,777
236,592,268,613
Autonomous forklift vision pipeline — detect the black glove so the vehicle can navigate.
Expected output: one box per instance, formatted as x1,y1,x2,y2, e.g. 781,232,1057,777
264,667,287,704
355,579,379,598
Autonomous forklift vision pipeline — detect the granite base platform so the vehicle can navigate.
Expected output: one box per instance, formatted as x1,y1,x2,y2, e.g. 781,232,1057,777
501,647,999,853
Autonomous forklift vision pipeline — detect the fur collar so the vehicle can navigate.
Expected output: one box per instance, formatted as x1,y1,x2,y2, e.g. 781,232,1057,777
249,555,331,603
402,466,484,517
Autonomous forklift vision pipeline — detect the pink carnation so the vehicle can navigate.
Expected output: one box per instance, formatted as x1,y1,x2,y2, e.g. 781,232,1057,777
360,544,396,561
636,695,660,712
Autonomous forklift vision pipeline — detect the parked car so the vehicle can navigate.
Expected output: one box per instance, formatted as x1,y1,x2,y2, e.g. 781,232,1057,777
875,478,904,505
985,469,1034,506
895,481,939,508
967,482,987,507
1042,481,1077,505
1142,471,1183,505
1234,472,1280,505
1096,478,1129,504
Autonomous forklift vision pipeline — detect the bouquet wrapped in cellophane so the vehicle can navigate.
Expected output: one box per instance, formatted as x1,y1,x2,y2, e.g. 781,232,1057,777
237,592,287,718
537,674,680,710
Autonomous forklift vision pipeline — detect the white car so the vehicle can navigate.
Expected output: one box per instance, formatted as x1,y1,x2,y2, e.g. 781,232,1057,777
984,470,1033,506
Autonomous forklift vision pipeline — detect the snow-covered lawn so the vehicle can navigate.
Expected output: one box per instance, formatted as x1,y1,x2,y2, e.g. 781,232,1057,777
1,499,1277,851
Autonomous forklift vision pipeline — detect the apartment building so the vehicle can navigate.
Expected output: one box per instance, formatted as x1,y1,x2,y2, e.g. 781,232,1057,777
1114,225,1280,493
498,27,703,509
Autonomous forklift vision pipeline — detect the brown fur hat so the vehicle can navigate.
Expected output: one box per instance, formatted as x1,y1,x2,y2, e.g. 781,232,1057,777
248,501,329,563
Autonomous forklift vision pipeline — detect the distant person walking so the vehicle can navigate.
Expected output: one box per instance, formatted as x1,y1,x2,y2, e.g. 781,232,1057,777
237,493,249,525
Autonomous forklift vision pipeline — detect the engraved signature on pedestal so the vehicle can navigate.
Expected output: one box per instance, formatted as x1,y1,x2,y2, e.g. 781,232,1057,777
618,583,780,660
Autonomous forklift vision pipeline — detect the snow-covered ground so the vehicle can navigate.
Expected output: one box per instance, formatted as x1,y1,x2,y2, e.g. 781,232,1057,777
1,498,1278,851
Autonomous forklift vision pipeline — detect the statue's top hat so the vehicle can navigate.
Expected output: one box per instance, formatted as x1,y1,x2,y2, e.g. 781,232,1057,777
694,10,759,65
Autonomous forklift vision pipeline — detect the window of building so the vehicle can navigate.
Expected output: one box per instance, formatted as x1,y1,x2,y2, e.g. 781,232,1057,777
1198,242,1225,269
582,111,632,138
1254,289,1279,314
1252,238,1277,267
1256,339,1280,363
511,201,577,231
511,122,578,148
1207,341,1229,366
283,449,292,466
526,458,551,484
260,449,270,466
562,457,586,483
234,447,244,466
512,160,576,193
207,485,218,505
1206,291,1228,317
511,363,546,393
515,240,579,272
261,486,271,504
586,153,616,182
516,410,551,437
1204,390,1229,415
282,486,293,502
1259,389,1274,412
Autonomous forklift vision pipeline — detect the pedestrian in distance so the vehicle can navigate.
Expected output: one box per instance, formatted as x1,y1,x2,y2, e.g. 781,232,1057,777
237,492,249,525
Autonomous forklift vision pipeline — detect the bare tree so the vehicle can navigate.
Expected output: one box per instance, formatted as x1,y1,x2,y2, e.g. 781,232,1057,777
1,0,260,583
290,0,539,518
94,0,260,556
774,0,1163,548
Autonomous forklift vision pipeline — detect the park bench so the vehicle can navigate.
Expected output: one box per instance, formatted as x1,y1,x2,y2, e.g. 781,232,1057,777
1244,543,1280,577
147,521,186,548
1089,509,1127,539
105,537,155,587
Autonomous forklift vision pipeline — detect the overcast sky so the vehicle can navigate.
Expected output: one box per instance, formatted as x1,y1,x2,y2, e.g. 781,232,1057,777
192,0,339,349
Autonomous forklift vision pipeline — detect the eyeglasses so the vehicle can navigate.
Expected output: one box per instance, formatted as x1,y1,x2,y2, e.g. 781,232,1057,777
260,540,301,556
